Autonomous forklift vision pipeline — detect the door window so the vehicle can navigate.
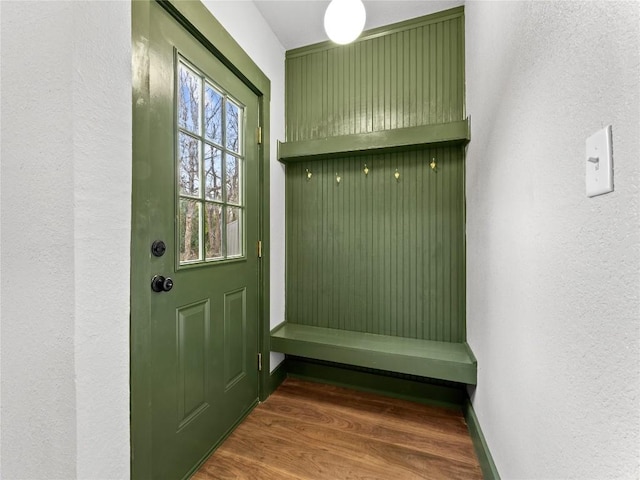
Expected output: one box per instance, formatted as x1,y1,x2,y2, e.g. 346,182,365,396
177,58,245,265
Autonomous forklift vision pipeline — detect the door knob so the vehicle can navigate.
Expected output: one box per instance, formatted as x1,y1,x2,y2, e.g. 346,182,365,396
151,240,166,257
151,275,174,292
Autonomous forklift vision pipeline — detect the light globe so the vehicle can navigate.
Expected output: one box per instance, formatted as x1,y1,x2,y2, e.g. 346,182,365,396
324,0,366,45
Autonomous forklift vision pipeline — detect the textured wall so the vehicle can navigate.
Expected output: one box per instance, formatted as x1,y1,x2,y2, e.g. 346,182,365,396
286,148,466,342
72,3,132,479
465,1,640,478
202,1,287,371
285,8,465,142
0,2,131,479
0,0,2,468
1,3,77,477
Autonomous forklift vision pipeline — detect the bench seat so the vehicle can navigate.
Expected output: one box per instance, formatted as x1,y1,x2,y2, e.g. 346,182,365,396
270,323,477,385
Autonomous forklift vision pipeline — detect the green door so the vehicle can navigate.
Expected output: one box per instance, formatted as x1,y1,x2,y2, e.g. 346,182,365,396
133,2,260,478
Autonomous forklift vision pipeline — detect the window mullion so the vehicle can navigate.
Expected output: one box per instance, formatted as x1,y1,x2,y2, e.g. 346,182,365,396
221,96,227,259
199,74,206,261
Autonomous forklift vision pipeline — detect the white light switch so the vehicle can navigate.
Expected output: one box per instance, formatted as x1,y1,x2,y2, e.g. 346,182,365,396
586,125,614,197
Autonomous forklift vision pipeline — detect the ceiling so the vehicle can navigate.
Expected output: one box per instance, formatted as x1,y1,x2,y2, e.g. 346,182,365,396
253,0,464,50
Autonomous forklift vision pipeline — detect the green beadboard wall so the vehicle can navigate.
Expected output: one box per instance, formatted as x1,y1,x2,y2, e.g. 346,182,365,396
286,148,466,342
285,7,465,142
284,8,467,343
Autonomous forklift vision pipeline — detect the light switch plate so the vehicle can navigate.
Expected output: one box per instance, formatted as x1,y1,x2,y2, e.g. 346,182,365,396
586,125,613,197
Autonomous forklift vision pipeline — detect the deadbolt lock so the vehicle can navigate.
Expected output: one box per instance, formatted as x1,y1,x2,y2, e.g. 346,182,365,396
151,240,166,257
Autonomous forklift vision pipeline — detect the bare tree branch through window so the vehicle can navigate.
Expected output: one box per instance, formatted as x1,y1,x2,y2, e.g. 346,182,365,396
177,60,245,264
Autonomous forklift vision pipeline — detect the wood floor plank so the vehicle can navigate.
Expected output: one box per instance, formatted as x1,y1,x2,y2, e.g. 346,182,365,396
271,380,469,435
192,450,302,480
244,411,480,479
216,419,430,479
275,379,466,432
194,378,482,479
280,377,465,426
261,392,477,466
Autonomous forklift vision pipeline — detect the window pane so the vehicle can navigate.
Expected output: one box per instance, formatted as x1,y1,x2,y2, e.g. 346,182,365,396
225,154,241,205
178,63,201,134
226,99,241,153
204,83,223,144
179,133,200,197
204,145,222,201
226,207,242,257
204,203,223,260
179,199,202,263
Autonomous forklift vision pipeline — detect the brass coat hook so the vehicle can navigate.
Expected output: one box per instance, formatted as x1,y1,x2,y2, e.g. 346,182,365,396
305,168,312,180
394,168,400,182
430,158,437,171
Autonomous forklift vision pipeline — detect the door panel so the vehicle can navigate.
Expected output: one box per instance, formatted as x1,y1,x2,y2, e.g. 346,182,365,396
224,288,247,388
176,299,210,429
139,2,260,478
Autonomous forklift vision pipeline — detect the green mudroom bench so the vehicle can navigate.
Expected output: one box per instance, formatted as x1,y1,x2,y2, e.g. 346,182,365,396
271,323,477,385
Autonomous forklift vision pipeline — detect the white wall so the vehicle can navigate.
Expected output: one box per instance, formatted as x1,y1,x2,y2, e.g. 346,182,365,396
0,1,131,479
465,1,640,478
202,0,287,371
72,2,132,479
0,4,3,474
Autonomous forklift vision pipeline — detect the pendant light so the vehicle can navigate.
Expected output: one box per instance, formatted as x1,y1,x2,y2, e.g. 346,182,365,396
324,0,366,45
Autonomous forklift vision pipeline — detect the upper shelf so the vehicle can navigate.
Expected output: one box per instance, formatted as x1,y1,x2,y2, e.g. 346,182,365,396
278,118,470,164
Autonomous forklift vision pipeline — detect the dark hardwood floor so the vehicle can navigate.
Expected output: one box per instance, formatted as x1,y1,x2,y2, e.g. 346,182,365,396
193,378,482,479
